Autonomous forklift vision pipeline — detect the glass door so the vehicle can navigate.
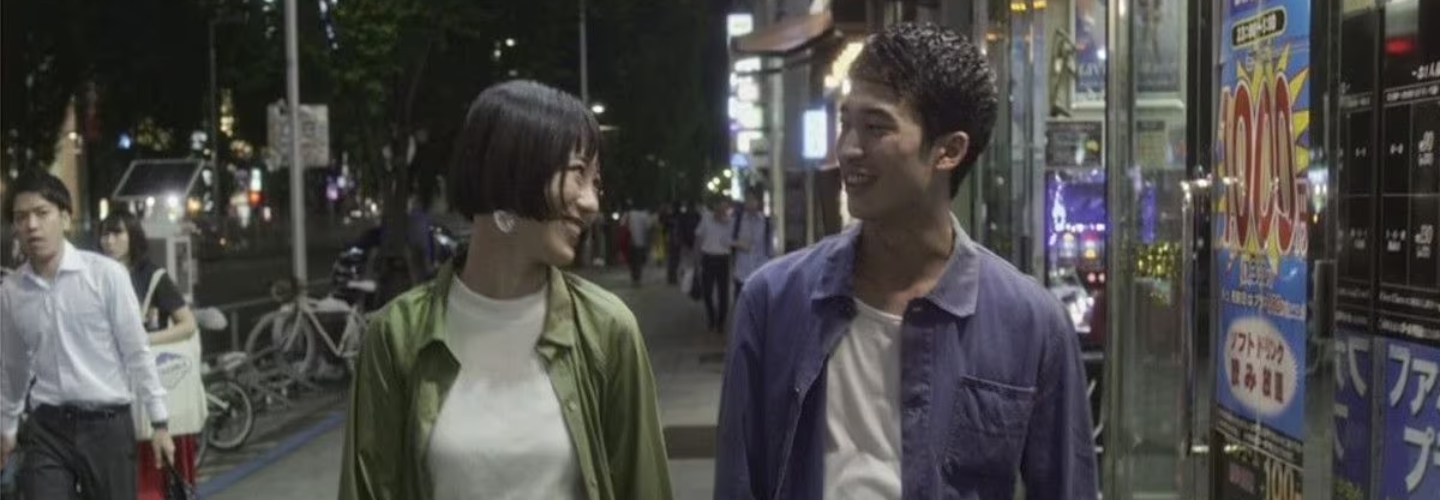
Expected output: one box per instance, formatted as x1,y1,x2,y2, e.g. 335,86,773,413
1100,0,1344,497
1098,0,1204,496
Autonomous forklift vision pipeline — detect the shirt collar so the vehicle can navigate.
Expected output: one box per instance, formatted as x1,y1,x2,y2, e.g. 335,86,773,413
20,240,85,281
811,213,980,318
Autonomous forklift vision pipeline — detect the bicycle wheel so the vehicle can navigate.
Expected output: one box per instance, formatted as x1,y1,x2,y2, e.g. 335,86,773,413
247,309,314,376
243,310,282,360
206,380,255,451
289,311,323,378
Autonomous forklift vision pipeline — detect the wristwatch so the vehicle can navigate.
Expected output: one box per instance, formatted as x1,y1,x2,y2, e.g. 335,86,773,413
151,420,169,432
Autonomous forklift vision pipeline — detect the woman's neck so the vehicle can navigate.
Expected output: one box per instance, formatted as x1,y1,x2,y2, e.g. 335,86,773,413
459,225,548,300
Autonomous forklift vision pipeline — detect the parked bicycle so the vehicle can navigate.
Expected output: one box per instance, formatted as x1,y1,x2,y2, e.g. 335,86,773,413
243,277,374,385
192,309,256,467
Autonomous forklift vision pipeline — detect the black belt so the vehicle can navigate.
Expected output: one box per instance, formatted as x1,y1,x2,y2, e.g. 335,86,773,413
32,403,130,421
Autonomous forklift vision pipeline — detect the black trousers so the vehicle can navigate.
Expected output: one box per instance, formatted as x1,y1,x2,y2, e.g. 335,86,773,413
628,245,648,284
18,404,137,500
665,243,682,284
699,254,731,330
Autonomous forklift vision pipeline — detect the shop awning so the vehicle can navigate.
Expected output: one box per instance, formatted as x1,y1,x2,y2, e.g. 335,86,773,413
734,11,835,56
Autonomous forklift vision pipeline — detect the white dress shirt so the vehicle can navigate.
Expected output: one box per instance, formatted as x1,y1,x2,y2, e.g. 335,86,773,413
695,214,733,256
1,241,169,438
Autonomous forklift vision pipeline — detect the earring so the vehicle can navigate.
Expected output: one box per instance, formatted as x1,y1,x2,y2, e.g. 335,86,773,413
493,211,517,234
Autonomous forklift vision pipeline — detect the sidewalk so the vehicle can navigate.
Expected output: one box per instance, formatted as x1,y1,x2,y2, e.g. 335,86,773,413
574,265,725,500
196,264,724,499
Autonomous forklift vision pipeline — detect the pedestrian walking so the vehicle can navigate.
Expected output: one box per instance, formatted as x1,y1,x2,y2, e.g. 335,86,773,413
340,80,672,500
714,23,1097,500
693,198,733,335
99,210,205,500
2,169,175,500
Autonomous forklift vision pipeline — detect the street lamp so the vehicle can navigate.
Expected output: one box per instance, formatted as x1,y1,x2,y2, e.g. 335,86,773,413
590,103,606,115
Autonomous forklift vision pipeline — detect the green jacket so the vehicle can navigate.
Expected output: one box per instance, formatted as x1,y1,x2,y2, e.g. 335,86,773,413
338,263,673,500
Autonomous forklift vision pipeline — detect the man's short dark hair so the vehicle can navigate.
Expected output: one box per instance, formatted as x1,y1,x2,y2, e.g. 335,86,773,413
448,80,601,221
851,22,999,197
4,169,73,222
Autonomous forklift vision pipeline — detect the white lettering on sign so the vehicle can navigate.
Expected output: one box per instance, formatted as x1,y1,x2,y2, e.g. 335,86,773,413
1226,318,1299,415
1388,344,1440,492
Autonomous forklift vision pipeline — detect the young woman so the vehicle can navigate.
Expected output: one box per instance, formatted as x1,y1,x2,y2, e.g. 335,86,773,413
339,80,672,500
98,210,201,500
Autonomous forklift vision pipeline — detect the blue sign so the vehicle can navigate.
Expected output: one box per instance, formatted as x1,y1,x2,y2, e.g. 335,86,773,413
1382,338,1440,499
730,152,750,169
1214,255,1309,439
1333,328,1373,500
803,108,828,161
1214,0,1312,460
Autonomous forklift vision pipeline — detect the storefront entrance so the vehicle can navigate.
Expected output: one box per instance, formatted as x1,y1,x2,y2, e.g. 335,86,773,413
968,0,1435,498
1006,0,1438,498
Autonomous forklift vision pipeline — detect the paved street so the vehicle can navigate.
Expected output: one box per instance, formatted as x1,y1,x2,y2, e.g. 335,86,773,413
195,264,723,499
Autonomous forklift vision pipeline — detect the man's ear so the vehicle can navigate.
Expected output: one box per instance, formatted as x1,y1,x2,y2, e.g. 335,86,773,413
929,131,971,173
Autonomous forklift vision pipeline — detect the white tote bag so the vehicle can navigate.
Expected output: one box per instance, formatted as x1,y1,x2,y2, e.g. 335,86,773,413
132,269,209,440
679,264,696,295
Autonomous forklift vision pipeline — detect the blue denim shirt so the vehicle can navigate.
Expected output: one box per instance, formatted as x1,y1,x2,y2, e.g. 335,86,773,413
714,219,1098,500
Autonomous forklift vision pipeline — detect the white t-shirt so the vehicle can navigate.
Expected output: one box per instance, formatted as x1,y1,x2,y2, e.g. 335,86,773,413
823,299,904,500
427,278,582,500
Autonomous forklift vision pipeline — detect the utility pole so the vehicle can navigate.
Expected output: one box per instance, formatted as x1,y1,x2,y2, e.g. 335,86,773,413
284,0,307,285
579,0,600,265
208,19,221,210
579,0,589,104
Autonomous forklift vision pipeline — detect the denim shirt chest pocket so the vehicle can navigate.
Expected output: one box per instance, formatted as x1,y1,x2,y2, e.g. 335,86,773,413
943,375,1036,478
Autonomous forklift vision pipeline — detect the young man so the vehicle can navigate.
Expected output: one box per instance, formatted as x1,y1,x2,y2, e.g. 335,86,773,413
1,169,175,499
714,23,1097,500
694,198,734,335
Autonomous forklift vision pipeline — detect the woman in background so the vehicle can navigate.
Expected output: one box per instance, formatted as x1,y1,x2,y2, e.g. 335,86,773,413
99,210,201,499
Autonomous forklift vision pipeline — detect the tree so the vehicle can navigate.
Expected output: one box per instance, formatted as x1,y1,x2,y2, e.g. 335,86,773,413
325,0,496,298
1,0,250,206
320,0,725,294
587,0,726,209
2,0,95,174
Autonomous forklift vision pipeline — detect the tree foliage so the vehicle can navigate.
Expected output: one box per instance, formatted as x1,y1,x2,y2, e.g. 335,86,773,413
2,0,727,228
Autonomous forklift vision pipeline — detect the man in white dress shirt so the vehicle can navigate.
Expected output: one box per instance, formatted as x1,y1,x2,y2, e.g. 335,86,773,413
0,169,174,500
